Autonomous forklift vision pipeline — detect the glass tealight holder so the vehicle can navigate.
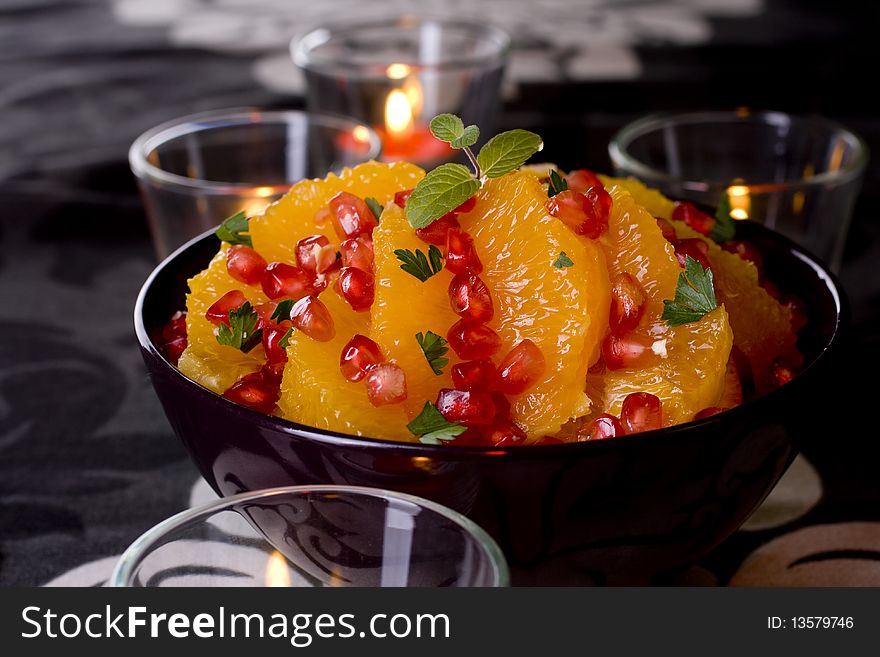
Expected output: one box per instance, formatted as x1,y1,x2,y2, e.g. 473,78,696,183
110,485,508,588
293,16,510,169
129,108,381,258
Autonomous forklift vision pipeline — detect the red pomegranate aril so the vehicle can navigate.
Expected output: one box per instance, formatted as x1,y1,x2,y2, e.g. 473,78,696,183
577,414,624,441
447,320,502,360
436,388,496,426
673,238,711,269
610,273,646,333
761,277,782,300
672,201,715,236
451,359,497,391
205,290,247,325
394,189,413,208
162,336,187,365
770,357,796,388
566,169,603,194
260,361,285,386
722,240,763,270
694,407,725,420
583,184,612,234
254,301,278,328
491,391,511,419
328,191,378,239
620,392,663,434
223,372,279,415
295,235,330,274
781,294,808,332
656,217,677,242
601,332,656,370
489,419,527,447
534,435,564,445
365,363,407,406
448,273,494,322
225,245,267,286
454,196,477,214
161,311,187,342
416,212,461,246
290,296,335,342
340,334,384,383
340,236,374,271
336,266,375,311
261,262,315,300
496,339,546,395
545,189,608,239
262,321,292,365
445,228,483,275
314,244,341,276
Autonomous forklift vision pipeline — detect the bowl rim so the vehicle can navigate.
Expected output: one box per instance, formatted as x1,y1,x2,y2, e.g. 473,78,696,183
135,224,848,460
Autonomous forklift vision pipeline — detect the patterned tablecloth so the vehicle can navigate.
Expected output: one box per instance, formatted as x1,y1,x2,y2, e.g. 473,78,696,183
1,0,878,586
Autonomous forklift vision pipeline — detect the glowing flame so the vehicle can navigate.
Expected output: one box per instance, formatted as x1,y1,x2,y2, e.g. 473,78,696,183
264,550,291,587
726,184,751,220
385,89,414,138
351,125,371,143
386,63,411,80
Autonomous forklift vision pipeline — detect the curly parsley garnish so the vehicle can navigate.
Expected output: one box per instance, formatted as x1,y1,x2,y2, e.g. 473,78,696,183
394,245,444,282
416,331,450,375
216,301,262,352
215,211,252,247
407,401,467,445
553,251,574,268
661,256,719,327
547,169,569,197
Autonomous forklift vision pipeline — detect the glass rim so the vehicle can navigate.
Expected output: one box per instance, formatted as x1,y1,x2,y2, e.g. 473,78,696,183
609,110,869,190
292,15,511,76
128,108,382,194
109,484,510,587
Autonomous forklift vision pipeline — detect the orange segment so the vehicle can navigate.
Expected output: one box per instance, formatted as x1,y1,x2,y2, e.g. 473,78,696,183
278,291,412,441
371,203,461,418
599,175,676,219
462,172,611,438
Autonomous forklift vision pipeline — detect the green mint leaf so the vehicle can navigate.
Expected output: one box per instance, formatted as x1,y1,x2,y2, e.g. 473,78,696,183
553,251,574,268
407,401,467,444
476,129,544,179
661,256,719,327
394,246,444,282
405,163,480,229
451,125,480,149
215,301,263,352
365,196,384,222
278,326,294,350
429,114,465,143
270,299,295,323
215,211,252,247
710,192,736,242
416,331,450,376
547,169,569,197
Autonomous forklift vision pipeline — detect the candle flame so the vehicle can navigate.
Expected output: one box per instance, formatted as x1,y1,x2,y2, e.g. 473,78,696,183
726,185,751,220
385,89,414,137
264,550,291,587
386,63,411,80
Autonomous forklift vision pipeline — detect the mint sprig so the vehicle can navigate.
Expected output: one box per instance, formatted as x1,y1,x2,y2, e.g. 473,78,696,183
216,301,262,352
661,256,719,327
405,114,543,229
407,401,467,445
215,211,252,247
394,245,444,282
416,331,450,376
711,192,736,242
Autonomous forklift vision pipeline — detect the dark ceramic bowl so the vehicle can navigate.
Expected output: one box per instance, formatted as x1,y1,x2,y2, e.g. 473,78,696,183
135,222,847,585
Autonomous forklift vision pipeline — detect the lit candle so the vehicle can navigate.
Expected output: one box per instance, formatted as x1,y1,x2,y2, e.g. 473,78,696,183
726,184,751,220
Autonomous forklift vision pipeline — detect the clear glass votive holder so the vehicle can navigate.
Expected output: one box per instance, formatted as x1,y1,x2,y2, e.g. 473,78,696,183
129,108,381,258
609,111,868,270
110,485,508,587
293,16,509,169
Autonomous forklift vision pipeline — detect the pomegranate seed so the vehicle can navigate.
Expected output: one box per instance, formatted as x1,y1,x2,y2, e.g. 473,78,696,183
295,234,330,274
328,191,378,239
436,388,496,426
534,435,564,445
610,273,646,334
488,419,527,446
656,217,677,242
365,363,407,406
447,320,502,360
290,296,335,342
566,169,603,194
673,238,711,269
781,294,808,332
416,213,461,246
770,357,797,388
601,332,656,370
577,414,624,441
394,189,413,208
545,189,609,239
224,245,265,286
336,266,375,311
672,202,715,236
491,391,511,419
161,311,187,342
223,372,279,415
340,334,384,383
454,426,491,446
451,359,497,391
445,228,483,275
205,290,247,325
454,196,477,214
694,407,725,420
340,236,374,272
315,244,341,276
261,262,315,300
620,392,663,434
722,240,763,270
162,336,187,365
262,321,292,365
761,277,782,299
253,301,278,328
496,339,546,395
449,273,494,323
260,361,285,386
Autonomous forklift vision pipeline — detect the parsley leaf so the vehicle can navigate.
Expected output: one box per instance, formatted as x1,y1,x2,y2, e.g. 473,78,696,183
407,401,467,445
215,211,252,247
215,301,263,352
476,129,544,179
710,191,736,242
270,299,294,323
547,169,569,197
553,251,574,268
405,163,481,229
416,331,450,375
278,326,294,350
661,256,719,327
394,245,444,282
365,197,383,222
